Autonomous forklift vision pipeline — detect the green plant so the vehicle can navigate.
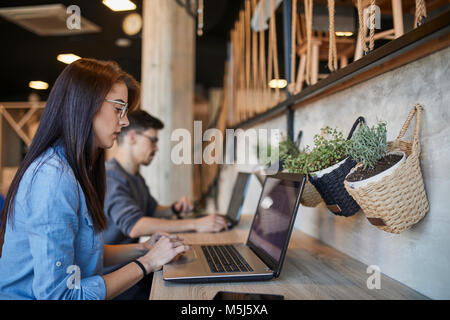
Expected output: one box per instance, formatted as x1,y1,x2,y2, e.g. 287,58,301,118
284,149,310,174
283,127,349,174
346,121,387,170
255,134,300,166
255,140,277,166
307,127,349,173
279,136,300,161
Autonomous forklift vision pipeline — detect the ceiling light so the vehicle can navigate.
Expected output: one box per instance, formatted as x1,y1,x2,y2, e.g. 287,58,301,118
102,0,136,12
269,79,287,89
57,53,81,64
335,31,353,37
29,81,48,90
115,38,131,47
122,13,142,36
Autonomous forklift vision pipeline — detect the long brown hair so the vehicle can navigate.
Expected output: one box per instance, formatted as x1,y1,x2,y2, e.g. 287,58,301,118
0,58,140,257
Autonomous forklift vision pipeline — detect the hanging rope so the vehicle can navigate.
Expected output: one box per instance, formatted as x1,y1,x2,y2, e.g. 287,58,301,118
357,0,368,55
304,0,313,85
269,0,280,100
327,0,338,71
289,0,297,93
251,0,258,115
244,0,251,118
368,0,376,52
259,0,267,112
415,0,427,28
197,0,204,36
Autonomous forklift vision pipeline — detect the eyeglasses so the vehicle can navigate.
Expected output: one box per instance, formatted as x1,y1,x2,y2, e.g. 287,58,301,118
105,99,129,119
139,133,159,144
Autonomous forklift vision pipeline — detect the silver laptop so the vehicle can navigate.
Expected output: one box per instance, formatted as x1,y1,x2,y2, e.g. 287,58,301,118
163,173,305,283
196,172,251,229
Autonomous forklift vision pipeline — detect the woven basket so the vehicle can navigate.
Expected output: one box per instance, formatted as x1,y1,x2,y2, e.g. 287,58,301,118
344,104,429,233
293,130,323,208
300,177,323,207
309,157,360,216
308,117,365,217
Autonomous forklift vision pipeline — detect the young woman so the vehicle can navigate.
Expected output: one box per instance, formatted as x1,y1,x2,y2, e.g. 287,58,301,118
0,58,190,300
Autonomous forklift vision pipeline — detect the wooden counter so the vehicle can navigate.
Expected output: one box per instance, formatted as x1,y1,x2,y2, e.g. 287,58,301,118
149,215,428,300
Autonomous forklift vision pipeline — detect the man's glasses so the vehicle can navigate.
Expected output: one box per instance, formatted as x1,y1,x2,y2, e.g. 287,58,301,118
105,99,128,119
139,133,158,144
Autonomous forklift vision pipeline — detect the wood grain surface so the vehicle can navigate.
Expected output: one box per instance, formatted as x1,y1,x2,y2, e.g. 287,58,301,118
150,215,428,300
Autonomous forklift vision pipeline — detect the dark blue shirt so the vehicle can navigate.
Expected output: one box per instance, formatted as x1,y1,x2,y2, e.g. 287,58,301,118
103,158,158,246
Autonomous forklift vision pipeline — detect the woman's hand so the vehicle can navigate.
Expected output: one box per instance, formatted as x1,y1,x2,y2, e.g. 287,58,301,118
142,231,171,249
138,235,190,273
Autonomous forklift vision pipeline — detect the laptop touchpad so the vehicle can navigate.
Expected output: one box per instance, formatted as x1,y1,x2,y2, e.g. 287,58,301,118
170,247,198,265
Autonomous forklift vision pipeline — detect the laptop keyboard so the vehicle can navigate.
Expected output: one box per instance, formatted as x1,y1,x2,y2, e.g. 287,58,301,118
201,245,254,273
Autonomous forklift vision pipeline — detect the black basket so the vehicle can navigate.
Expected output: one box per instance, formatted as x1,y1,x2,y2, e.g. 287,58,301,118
308,117,365,217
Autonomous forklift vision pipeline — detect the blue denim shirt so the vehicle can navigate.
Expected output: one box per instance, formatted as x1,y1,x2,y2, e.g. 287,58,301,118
0,144,106,300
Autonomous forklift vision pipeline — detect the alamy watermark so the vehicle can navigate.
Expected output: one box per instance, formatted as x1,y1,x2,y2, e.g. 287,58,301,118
66,264,81,290
66,5,81,30
171,121,282,170
366,265,381,290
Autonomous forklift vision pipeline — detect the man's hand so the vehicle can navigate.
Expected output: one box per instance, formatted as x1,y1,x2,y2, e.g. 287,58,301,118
194,214,228,233
173,196,194,213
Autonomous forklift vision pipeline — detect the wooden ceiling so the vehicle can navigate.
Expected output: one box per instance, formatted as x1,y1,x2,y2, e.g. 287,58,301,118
311,0,449,14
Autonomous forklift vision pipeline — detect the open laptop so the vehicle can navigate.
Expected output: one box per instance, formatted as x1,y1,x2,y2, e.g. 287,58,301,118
195,172,251,229
163,172,305,283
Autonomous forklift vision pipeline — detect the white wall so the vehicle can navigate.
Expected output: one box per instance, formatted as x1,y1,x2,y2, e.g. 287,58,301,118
216,47,450,299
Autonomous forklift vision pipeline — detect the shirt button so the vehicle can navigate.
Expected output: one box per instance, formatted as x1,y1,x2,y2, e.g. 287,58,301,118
56,261,62,267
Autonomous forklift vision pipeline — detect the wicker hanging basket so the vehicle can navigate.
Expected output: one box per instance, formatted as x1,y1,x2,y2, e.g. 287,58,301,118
293,130,323,208
301,176,323,207
344,104,429,233
308,117,365,217
281,130,323,207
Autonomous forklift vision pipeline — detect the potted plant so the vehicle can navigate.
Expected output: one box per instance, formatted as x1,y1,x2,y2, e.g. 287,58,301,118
283,148,323,208
306,127,350,176
344,105,429,233
279,135,300,161
345,121,405,190
257,134,299,175
303,118,364,217
284,122,362,216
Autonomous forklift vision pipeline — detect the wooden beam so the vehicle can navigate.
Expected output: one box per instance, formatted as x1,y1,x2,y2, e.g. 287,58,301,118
17,107,39,129
0,106,32,146
292,32,450,111
0,102,45,109
365,28,396,41
392,0,404,38
340,55,349,68
230,11,450,130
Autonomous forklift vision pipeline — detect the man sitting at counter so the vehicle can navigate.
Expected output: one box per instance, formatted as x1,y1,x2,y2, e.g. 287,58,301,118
103,110,228,299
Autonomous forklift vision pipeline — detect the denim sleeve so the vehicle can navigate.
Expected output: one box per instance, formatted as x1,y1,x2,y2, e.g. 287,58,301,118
24,162,106,300
104,171,144,237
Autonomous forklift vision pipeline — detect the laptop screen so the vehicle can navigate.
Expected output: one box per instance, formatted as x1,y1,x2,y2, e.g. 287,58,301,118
226,172,250,222
247,176,302,265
